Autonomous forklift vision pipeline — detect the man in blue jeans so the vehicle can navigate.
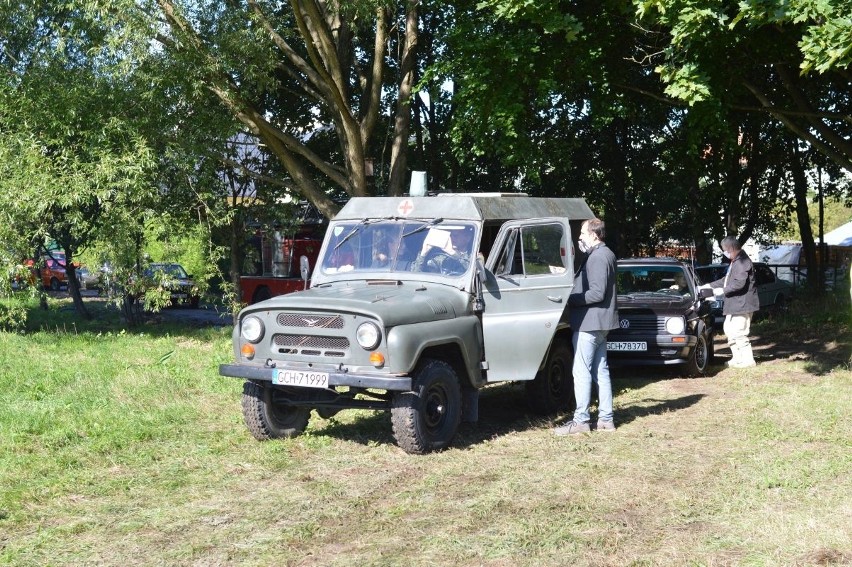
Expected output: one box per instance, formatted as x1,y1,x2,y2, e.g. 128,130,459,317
554,218,619,435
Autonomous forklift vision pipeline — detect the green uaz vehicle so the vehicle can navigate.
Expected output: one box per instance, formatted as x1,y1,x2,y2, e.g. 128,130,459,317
220,194,594,453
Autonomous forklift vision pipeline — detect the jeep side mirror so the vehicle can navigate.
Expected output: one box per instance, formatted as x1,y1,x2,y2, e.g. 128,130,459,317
299,255,310,289
475,257,486,282
473,258,487,312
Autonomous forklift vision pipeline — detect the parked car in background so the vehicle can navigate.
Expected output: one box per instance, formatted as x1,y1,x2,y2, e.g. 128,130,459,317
75,266,102,291
26,254,71,290
143,262,200,308
607,258,715,376
695,262,794,329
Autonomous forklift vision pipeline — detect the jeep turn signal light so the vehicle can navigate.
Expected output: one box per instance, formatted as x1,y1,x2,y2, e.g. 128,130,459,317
369,352,385,367
241,343,256,359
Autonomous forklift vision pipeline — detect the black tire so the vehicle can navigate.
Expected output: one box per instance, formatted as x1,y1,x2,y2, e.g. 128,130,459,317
526,340,575,415
252,286,272,304
774,294,787,314
684,328,711,377
190,295,200,309
241,381,310,440
50,277,60,291
391,359,462,454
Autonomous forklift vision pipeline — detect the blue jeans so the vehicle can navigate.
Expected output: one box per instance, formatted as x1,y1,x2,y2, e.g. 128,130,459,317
572,330,613,423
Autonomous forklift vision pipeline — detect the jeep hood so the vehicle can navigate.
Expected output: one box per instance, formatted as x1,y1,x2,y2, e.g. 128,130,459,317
243,281,468,326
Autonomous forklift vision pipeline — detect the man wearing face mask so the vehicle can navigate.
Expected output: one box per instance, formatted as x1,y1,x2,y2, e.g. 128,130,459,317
700,236,759,368
554,218,619,435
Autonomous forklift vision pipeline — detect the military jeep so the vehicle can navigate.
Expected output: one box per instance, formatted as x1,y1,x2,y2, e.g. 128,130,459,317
219,194,594,453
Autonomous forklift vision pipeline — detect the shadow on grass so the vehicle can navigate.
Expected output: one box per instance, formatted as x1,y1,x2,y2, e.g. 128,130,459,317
314,382,705,451
609,393,706,428
314,382,538,451
18,294,231,338
748,290,852,376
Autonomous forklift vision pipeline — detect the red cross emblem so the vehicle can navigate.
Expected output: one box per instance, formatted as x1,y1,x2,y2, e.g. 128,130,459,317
397,199,415,217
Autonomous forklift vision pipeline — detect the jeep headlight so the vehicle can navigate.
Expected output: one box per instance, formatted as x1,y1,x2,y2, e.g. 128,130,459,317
356,321,381,350
241,316,264,343
665,316,685,335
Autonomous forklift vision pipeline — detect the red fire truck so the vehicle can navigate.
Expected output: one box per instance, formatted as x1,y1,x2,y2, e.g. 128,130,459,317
238,205,327,305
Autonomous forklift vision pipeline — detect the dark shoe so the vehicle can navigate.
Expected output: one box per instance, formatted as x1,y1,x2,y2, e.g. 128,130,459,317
596,419,616,432
553,421,591,436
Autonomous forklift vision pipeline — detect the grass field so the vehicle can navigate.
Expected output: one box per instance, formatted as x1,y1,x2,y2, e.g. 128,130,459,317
0,293,850,566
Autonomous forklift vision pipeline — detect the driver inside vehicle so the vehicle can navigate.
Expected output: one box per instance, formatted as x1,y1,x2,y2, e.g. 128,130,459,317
668,272,690,295
413,225,476,274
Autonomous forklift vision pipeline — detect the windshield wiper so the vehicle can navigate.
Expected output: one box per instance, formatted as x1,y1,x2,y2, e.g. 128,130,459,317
333,219,382,251
402,217,443,238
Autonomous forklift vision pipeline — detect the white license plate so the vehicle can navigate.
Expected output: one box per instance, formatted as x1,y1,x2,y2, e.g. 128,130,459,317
273,370,329,389
607,341,647,352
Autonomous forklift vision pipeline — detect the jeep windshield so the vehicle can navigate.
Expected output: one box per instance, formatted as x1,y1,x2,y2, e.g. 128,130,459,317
321,219,478,277
616,265,694,300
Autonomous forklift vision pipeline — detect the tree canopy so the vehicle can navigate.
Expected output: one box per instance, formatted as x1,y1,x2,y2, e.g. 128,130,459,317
1,0,850,325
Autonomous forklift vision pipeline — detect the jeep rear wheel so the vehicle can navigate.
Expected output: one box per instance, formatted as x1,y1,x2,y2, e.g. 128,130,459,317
241,381,310,440
684,330,711,377
526,341,575,414
391,359,461,454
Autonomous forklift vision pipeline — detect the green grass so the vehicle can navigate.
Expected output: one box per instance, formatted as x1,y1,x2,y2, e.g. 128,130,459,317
0,294,850,566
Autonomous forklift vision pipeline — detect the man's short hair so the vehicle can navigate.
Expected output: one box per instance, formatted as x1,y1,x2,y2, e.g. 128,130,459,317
721,236,741,252
584,218,606,241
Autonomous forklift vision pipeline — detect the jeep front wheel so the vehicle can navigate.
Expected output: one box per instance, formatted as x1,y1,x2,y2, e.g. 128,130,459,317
391,359,462,454
241,381,310,440
526,341,575,414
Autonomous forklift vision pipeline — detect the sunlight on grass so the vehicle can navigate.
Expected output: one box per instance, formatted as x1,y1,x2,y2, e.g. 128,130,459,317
0,293,850,565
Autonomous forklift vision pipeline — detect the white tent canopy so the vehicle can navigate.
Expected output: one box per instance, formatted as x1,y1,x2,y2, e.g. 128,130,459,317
822,220,852,247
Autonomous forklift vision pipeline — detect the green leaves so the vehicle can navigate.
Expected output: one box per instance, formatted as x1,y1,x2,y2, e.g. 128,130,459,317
656,62,713,104
476,0,583,38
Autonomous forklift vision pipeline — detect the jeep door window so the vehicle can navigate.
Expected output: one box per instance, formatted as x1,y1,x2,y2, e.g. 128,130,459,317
494,223,566,277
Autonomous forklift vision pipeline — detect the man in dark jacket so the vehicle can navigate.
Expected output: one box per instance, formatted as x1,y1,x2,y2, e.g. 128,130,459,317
554,218,619,435
703,236,760,368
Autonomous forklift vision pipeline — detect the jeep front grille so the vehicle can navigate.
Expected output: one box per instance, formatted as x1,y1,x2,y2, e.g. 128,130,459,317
276,313,345,329
272,333,350,356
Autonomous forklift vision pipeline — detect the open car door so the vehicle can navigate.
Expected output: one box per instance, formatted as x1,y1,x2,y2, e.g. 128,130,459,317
480,218,575,382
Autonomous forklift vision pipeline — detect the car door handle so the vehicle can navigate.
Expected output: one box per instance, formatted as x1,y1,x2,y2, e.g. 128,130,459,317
546,295,563,303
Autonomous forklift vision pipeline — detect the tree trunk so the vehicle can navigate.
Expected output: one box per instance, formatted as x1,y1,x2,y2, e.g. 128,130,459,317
122,294,143,327
387,1,419,196
61,249,91,320
791,143,820,293
603,118,628,257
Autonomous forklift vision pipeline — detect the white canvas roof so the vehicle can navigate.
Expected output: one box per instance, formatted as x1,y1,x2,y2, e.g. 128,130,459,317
823,220,852,247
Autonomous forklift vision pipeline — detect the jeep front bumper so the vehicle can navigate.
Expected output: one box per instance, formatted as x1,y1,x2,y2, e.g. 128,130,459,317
218,364,412,391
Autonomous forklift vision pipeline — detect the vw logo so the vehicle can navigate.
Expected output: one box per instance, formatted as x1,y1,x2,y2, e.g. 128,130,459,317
619,319,630,329
302,318,319,327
